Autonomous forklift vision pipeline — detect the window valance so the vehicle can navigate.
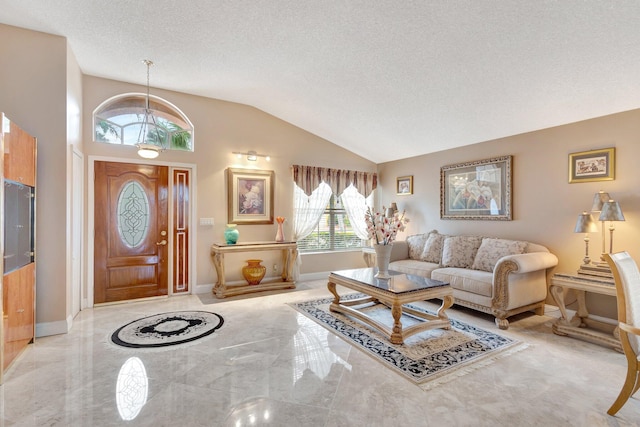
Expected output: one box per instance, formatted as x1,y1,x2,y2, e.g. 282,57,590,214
291,165,377,197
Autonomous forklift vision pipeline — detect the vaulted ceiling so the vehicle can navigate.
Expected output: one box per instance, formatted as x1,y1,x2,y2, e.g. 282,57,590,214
1,1,639,163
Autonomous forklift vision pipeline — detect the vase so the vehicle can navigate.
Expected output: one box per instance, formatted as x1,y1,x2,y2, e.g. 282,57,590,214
374,243,393,279
275,222,285,242
224,224,239,244
242,259,267,285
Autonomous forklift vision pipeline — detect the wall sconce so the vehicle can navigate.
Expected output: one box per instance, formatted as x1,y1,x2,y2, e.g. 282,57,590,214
598,199,625,254
574,211,598,265
232,150,270,161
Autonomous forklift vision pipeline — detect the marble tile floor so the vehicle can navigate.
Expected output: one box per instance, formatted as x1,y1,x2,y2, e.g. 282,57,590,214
2,279,639,427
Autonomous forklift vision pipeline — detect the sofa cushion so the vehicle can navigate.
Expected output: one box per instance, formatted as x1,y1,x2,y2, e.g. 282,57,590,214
389,259,440,277
471,238,528,272
431,267,493,297
420,232,446,263
405,231,435,260
441,235,483,268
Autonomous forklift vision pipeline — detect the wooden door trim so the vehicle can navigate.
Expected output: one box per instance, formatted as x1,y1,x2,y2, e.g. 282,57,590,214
87,155,195,308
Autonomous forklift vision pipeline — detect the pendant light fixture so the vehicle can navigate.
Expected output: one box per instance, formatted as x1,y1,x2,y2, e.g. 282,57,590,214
136,59,165,159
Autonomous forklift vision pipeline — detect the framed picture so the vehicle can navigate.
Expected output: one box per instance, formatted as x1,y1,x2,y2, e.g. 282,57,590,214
227,168,274,224
440,155,512,220
568,147,615,183
396,176,413,195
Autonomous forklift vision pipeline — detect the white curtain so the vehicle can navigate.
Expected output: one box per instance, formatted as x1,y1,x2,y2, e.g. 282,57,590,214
340,184,373,240
292,182,333,241
292,182,333,279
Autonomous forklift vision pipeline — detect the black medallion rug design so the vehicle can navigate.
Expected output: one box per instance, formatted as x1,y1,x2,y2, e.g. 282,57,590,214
110,310,224,349
289,295,527,389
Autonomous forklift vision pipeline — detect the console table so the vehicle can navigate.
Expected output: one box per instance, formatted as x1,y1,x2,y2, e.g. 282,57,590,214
549,272,621,352
210,241,298,298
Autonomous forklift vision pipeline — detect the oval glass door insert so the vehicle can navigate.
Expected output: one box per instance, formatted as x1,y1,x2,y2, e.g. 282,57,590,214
117,180,150,247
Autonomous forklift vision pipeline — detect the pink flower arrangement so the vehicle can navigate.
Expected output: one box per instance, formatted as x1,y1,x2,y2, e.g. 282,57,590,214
365,206,409,245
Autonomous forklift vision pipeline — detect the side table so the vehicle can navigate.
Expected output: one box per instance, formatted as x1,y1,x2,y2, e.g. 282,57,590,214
549,273,621,352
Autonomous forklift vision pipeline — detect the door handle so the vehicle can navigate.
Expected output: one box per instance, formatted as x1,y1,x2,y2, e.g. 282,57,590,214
156,239,167,246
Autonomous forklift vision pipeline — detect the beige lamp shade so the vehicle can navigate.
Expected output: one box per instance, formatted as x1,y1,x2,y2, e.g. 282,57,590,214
598,200,625,222
591,191,611,212
385,202,398,218
574,212,598,233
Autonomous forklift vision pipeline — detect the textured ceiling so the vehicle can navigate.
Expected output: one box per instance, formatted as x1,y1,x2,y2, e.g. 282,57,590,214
1,1,640,163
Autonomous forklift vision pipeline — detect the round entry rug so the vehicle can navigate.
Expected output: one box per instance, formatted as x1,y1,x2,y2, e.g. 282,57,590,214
110,310,224,349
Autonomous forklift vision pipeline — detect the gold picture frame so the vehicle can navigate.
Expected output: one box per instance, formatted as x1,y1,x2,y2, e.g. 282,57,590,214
568,147,615,183
396,176,413,195
227,168,274,224
440,155,512,220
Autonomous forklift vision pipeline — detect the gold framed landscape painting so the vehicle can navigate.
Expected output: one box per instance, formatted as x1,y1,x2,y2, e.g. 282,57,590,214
396,176,413,195
440,155,512,220
568,147,615,183
227,168,274,224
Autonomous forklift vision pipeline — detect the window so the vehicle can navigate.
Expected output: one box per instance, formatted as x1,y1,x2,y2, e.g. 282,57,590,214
93,94,194,152
297,194,366,252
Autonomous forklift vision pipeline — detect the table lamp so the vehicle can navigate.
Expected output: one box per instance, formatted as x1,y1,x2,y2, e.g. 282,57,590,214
386,202,398,218
574,211,598,265
598,199,625,254
590,190,611,261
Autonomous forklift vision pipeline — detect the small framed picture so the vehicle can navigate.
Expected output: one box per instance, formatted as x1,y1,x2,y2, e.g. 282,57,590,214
227,168,274,224
568,147,615,183
396,176,413,195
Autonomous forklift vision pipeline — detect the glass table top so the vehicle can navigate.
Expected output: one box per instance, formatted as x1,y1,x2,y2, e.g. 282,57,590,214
330,268,448,294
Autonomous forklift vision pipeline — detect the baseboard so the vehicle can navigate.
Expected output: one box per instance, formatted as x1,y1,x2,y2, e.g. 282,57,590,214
299,271,330,281
36,319,69,338
193,283,213,294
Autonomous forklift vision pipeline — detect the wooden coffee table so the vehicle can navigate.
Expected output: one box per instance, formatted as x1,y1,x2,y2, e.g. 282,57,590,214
327,268,454,344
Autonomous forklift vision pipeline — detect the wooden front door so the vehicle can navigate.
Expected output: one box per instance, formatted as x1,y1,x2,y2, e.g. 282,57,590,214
94,161,169,303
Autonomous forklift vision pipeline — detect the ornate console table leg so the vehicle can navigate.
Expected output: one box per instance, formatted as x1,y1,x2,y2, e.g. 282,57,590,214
212,252,226,297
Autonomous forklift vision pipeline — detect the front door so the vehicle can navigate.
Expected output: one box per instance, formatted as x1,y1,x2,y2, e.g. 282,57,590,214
94,161,169,303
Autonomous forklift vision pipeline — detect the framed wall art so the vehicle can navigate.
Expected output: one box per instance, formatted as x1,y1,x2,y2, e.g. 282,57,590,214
440,155,512,220
568,147,615,183
227,168,274,224
396,175,413,195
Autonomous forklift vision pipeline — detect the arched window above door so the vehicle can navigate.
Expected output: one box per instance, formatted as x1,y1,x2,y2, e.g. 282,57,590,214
93,93,194,152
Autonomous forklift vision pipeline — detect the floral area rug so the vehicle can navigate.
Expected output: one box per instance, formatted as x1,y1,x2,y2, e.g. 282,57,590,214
110,310,224,349
289,295,527,389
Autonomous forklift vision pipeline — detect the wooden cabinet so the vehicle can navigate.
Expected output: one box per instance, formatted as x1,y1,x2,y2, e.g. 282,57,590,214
3,118,36,187
1,113,36,381
3,263,35,371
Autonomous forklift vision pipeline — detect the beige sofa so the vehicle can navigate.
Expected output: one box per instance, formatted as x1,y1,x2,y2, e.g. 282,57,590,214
388,231,558,329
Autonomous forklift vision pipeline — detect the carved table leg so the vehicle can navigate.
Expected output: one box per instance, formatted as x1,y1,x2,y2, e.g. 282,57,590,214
327,281,340,310
437,295,454,329
390,301,404,344
574,290,588,327
212,252,226,297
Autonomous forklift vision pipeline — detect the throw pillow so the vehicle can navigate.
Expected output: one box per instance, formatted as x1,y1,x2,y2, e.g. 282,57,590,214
471,238,528,272
441,235,483,268
420,232,446,263
405,233,431,260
